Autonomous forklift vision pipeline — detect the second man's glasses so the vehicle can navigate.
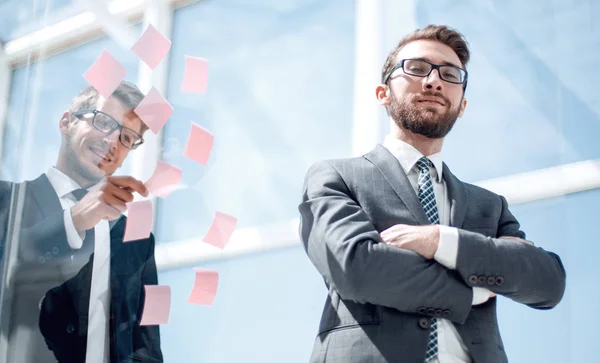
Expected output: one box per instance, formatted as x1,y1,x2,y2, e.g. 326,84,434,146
73,109,144,150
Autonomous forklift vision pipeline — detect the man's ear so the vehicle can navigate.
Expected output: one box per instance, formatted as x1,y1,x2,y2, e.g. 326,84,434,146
59,111,72,135
458,97,467,118
376,84,390,106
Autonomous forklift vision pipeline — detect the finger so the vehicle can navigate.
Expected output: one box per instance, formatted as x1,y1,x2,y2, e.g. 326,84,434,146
104,182,135,204
380,224,405,234
100,192,128,213
379,232,395,242
107,176,149,197
499,236,533,245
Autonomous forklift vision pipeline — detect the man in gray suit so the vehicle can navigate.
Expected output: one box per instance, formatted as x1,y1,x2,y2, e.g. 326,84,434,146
298,25,566,363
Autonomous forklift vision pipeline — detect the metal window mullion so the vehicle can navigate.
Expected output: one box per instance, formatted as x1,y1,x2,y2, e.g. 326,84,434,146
0,46,11,170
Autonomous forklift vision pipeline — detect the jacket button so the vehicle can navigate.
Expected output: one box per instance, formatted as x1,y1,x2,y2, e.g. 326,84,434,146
417,307,427,315
487,276,496,286
495,277,504,286
443,310,451,318
66,324,75,334
468,275,478,284
52,247,59,255
478,276,487,284
418,318,431,329
434,309,443,317
426,308,435,317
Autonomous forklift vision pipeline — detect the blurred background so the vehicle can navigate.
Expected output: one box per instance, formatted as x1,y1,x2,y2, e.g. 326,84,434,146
0,0,599,362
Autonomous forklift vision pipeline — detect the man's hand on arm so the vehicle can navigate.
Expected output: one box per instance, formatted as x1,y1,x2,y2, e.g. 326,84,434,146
380,224,516,303
498,235,533,245
379,224,440,259
71,176,149,232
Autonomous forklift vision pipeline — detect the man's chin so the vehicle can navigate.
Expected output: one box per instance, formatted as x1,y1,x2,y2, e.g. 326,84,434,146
80,161,107,182
403,121,450,139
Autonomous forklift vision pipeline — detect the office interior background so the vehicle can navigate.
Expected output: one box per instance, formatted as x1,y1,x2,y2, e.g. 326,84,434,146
0,0,599,361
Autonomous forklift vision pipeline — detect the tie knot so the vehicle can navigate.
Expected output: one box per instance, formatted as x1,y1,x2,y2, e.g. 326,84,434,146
71,188,88,201
416,157,432,173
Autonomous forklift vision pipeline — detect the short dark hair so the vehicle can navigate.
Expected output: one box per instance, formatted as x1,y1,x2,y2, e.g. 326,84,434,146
70,81,149,134
381,25,470,84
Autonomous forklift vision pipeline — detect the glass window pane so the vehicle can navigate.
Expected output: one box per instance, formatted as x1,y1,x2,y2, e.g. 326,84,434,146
0,0,77,41
160,246,325,362
155,0,355,242
499,189,600,362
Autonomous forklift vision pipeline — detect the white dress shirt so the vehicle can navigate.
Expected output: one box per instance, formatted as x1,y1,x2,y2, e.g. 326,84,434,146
382,137,491,363
45,167,111,363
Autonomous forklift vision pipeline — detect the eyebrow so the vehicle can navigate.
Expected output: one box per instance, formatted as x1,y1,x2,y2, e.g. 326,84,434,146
412,57,462,69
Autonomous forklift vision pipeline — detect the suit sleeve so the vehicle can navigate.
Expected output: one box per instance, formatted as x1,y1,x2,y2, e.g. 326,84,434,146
455,195,566,309
299,161,474,324
132,233,163,362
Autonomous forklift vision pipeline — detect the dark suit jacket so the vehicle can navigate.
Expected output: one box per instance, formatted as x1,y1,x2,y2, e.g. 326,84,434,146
0,174,163,363
298,145,566,363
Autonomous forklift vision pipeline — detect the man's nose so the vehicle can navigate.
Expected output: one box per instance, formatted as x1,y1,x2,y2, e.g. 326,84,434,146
423,68,443,92
103,129,120,149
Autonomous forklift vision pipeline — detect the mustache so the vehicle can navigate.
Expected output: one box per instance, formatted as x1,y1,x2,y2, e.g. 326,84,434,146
413,91,450,105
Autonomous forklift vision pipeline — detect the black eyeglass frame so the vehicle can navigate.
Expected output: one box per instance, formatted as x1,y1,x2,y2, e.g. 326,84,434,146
72,109,145,150
383,58,468,91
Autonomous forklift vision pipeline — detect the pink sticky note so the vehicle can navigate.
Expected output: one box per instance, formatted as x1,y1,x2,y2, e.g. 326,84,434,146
187,269,219,305
140,285,171,326
132,24,172,69
123,200,153,242
134,87,173,134
181,56,208,94
203,211,237,249
83,50,127,99
183,122,214,165
145,161,182,198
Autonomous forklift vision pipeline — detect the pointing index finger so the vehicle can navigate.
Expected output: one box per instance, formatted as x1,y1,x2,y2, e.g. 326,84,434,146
108,176,149,197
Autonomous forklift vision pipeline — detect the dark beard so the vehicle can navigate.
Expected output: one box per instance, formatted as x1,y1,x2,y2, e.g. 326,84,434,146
388,89,461,139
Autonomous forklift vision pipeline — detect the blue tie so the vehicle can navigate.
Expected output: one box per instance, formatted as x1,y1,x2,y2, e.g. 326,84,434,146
416,157,439,361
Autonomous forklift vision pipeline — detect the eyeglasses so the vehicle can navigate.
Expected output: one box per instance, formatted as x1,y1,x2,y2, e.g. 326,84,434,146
383,59,468,88
72,109,144,150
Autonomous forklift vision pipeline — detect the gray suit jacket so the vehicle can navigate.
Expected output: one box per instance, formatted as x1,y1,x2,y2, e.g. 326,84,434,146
298,145,566,363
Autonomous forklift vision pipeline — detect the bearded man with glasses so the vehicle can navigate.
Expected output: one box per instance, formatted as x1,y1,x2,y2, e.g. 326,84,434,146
0,82,163,363
299,25,566,363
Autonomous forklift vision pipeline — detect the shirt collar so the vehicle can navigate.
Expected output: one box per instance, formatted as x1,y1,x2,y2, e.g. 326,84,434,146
382,135,444,182
45,167,84,198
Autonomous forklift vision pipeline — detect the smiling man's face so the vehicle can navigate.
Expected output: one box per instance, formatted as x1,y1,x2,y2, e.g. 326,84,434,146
60,96,144,185
386,39,467,139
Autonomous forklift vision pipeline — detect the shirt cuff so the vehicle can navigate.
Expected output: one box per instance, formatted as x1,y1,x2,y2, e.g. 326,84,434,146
472,287,491,305
434,225,459,269
64,208,84,250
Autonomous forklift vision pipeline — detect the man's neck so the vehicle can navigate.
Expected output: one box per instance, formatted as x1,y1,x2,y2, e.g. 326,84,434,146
389,125,444,156
55,159,96,189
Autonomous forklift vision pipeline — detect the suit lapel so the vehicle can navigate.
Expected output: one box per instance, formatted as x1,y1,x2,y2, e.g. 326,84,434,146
442,163,468,228
27,174,63,218
364,145,430,225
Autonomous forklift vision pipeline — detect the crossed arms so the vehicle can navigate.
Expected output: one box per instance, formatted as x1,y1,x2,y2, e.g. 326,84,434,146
298,162,566,325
